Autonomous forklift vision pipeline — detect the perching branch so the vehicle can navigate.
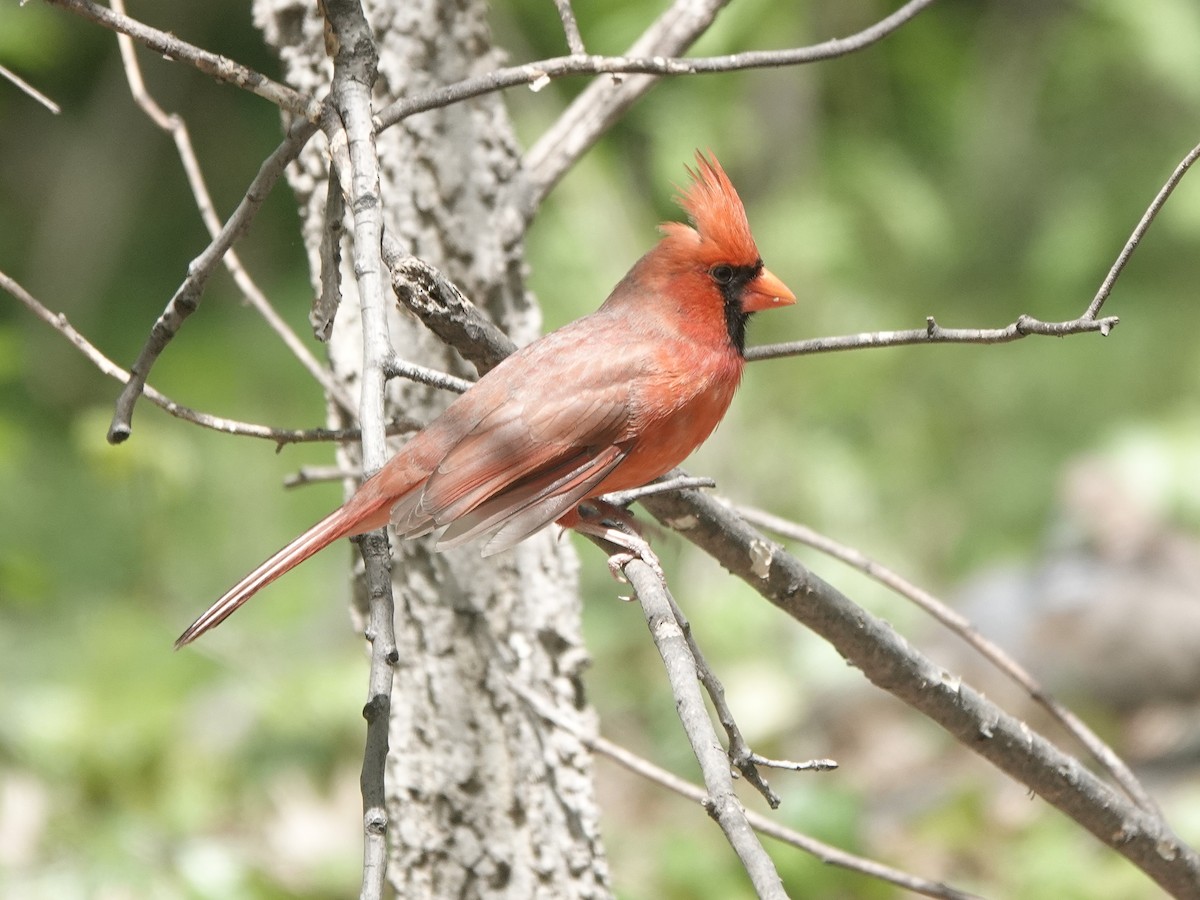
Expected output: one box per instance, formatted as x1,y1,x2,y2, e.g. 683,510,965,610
637,485,1200,897
736,505,1160,816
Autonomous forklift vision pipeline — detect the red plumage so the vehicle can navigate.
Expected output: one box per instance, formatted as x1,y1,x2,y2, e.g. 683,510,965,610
175,153,794,646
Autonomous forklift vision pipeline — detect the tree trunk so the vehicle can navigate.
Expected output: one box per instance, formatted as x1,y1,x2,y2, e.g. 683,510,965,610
252,1,611,895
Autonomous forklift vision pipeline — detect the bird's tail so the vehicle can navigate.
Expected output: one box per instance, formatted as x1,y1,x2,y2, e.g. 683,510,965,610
174,505,364,648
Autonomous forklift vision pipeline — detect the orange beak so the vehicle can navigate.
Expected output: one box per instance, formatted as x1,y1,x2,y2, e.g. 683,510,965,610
742,266,796,312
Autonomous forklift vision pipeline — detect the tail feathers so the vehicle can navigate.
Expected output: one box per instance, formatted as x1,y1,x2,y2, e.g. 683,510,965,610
174,507,358,648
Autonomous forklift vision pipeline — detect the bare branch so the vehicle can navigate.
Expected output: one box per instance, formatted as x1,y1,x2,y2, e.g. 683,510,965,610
514,686,977,900
42,0,321,120
601,475,716,508
107,119,319,443
637,485,1200,897
622,558,787,899
737,505,1161,816
0,270,396,445
551,0,586,55
657,583,783,807
746,312,1118,363
320,3,397,897
523,0,730,211
314,174,347,341
111,0,356,416
375,0,938,134
382,246,516,375
1086,140,1200,319
382,355,473,395
0,62,61,114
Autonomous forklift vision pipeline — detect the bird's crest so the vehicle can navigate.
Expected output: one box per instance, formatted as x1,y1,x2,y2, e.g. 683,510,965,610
661,152,760,266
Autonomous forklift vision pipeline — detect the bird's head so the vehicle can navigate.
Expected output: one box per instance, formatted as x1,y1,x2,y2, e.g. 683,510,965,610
654,152,795,353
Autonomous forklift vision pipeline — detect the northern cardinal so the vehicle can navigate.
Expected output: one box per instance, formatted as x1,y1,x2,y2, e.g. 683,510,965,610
176,153,794,646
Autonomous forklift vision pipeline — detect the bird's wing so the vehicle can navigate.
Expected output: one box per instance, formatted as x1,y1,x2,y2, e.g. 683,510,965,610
389,356,638,548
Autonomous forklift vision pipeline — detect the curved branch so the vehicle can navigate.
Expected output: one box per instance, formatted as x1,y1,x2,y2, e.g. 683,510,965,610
374,0,939,132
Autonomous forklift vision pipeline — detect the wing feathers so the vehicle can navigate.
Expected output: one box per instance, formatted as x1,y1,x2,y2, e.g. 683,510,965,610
390,382,634,548
439,443,629,552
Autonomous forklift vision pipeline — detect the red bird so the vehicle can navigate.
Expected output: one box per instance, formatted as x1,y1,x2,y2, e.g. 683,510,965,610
176,153,794,646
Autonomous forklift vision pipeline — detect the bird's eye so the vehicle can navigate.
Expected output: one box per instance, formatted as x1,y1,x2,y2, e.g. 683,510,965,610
710,265,735,285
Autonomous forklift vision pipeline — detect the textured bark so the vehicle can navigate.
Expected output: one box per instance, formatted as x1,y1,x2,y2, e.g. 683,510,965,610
252,1,611,896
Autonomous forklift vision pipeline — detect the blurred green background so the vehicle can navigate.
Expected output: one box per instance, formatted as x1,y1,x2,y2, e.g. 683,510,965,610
4,0,1200,896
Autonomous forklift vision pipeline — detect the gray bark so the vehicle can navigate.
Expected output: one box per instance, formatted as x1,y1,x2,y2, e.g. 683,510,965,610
251,1,612,896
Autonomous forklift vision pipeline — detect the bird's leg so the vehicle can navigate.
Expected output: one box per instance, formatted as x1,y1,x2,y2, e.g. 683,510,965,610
573,500,665,583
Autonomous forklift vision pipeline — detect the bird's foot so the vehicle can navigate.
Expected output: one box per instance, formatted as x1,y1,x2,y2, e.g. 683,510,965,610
573,500,665,583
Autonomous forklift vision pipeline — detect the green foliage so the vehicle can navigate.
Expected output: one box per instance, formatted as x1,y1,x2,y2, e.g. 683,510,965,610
4,0,1200,896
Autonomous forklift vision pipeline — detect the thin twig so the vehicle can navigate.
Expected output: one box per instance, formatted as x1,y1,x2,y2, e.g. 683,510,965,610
522,0,731,219
42,0,321,120
514,685,976,900
111,0,356,416
1085,140,1200,319
375,0,939,133
601,475,716,508
746,312,1118,362
622,558,787,899
0,270,388,445
736,505,1161,816
0,62,61,114
659,587,783,808
551,0,586,55
283,465,358,488
382,355,473,395
107,119,319,444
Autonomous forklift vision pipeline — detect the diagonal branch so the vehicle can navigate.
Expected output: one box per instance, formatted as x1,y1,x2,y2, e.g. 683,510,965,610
1086,139,1200,319
1,270,403,445
106,120,318,444
736,505,1160,816
110,0,356,416
621,558,787,899
637,486,1200,897
522,0,731,218
41,0,321,120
